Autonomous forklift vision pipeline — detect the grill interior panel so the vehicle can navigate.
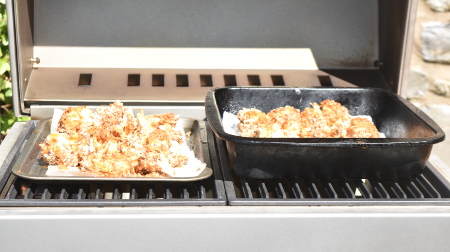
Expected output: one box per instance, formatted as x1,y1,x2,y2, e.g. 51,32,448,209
24,69,356,107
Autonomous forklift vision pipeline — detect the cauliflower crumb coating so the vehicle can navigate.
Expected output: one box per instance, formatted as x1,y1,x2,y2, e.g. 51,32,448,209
237,100,380,138
39,101,203,177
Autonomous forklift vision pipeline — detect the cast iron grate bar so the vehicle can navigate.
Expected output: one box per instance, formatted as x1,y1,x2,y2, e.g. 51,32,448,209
340,181,356,199
77,187,86,200
59,188,69,199
400,181,423,199
164,185,172,199
93,186,103,200
5,186,17,199
355,180,373,199
181,187,189,199
413,175,441,198
34,185,46,199
289,180,304,199
240,178,253,199
41,189,52,199
130,188,137,199
147,185,155,199
24,188,34,199
324,181,338,198
401,181,423,199
369,179,390,199
307,181,321,199
274,180,286,199
257,180,269,198
113,188,121,199
198,182,206,199
388,181,407,199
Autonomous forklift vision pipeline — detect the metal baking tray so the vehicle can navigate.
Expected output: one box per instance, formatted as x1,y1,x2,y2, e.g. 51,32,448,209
205,87,446,179
12,118,213,182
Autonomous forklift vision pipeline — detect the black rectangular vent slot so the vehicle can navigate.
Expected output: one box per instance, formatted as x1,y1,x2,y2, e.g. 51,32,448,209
271,75,285,86
127,74,140,86
152,74,164,87
176,75,189,87
224,75,237,86
78,74,92,86
200,75,213,87
318,75,333,87
247,75,261,86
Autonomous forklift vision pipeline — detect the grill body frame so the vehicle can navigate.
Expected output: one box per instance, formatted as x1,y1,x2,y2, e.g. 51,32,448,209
5,0,450,251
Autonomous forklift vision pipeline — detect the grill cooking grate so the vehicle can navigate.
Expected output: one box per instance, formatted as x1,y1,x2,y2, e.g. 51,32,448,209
235,175,441,199
0,121,226,207
0,177,222,207
232,174,443,201
2,121,450,207
209,127,450,206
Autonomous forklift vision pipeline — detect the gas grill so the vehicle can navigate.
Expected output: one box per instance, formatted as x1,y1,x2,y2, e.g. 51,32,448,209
2,0,450,251
3,121,450,207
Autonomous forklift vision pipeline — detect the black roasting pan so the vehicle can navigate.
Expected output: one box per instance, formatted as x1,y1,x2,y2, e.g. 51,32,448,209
205,87,445,179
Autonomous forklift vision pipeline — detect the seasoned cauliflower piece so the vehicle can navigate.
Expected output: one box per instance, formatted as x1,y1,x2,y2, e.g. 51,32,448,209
237,100,380,139
40,101,206,177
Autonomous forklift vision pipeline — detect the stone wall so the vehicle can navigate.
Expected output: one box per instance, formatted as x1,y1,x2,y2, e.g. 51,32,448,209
410,0,450,98
410,0,450,167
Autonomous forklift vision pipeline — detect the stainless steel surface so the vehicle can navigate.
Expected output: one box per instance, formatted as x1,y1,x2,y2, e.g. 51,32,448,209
378,0,418,96
8,0,418,117
5,1,448,251
0,123,25,167
12,118,213,182
1,206,450,252
24,69,333,105
399,0,419,97
34,0,378,68
7,0,34,116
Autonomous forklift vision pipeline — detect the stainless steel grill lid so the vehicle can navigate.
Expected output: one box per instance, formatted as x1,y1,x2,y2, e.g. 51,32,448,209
7,0,417,118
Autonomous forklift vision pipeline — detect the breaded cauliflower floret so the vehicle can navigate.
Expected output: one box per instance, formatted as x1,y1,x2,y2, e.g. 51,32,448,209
237,100,381,139
40,101,205,178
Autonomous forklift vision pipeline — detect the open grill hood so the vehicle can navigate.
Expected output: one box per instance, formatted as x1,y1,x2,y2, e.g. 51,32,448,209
8,0,416,118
